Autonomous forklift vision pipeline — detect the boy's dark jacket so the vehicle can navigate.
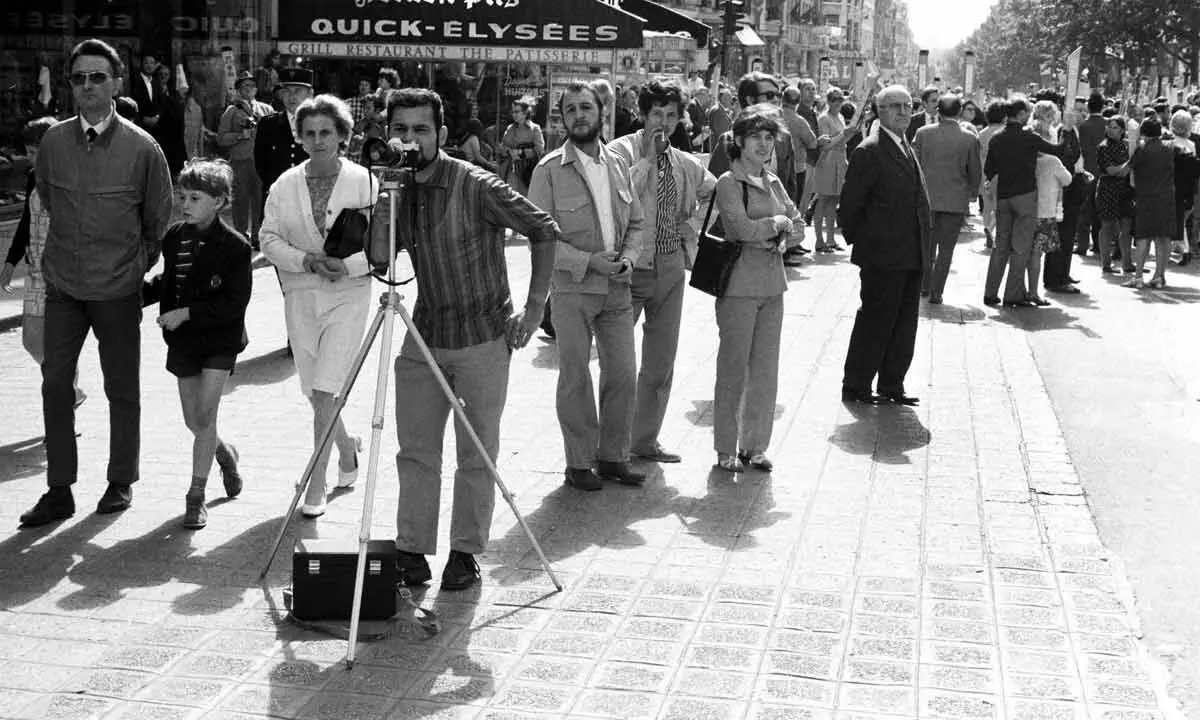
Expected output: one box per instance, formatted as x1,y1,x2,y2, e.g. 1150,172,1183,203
144,218,252,357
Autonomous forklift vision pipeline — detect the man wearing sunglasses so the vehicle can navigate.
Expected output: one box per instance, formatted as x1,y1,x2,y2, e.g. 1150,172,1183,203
706,72,798,203
19,38,173,528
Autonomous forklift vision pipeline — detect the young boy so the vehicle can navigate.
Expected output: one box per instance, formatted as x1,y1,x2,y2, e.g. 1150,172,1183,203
0,116,85,408
144,159,253,529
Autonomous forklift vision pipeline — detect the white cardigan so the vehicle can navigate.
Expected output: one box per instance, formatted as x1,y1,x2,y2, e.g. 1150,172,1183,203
1035,153,1072,221
260,159,378,292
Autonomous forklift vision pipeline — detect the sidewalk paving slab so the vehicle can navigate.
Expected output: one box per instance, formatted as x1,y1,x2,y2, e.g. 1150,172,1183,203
0,224,1183,720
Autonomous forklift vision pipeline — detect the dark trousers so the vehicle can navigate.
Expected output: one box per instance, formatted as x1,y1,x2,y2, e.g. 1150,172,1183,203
924,211,964,300
43,284,142,488
1074,178,1100,253
1045,174,1085,287
843,266,922,395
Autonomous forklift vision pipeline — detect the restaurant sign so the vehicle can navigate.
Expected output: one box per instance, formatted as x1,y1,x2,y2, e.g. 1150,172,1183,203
278,41,614,64
279,0,643,49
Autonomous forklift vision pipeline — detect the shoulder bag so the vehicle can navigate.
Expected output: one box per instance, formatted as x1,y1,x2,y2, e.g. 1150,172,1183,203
324,173,374,260
688,182,748,298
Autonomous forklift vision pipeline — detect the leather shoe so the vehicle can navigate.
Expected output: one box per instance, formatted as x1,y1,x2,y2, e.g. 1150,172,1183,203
841,388,880,404
396,550,432,586
983,296,1000,306
441,550,480,591
564,467,602,491
1002,299,1038,308
96,483,132,514
596,461,646,486
19,488,75,527
879,391,920,406
927,296,943,304
633,444,681,463
1066,276,1081,283
1046,285,1080,294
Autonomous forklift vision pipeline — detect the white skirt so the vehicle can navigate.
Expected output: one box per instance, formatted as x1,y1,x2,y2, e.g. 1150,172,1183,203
283,281,371,397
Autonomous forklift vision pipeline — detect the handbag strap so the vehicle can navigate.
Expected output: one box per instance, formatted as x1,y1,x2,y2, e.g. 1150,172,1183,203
701,181,749,234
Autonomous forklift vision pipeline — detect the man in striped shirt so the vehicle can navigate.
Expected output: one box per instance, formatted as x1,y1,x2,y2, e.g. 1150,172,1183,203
370,88,558,592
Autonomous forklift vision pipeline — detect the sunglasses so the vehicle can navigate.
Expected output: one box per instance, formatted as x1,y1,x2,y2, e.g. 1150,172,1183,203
69,71,111,86
757,91,780,101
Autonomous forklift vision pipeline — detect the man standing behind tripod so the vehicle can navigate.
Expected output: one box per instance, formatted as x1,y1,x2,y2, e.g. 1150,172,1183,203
372,89,558,591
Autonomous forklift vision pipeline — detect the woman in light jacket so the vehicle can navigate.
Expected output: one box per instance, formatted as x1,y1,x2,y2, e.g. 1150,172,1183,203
1027,100,1073,305
712,105,803,473
260,94,376,517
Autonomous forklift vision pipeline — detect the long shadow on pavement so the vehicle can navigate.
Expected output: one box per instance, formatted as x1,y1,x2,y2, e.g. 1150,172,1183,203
224,347,297,393
829,402,931,466
0,436,47,485
678,469,788,551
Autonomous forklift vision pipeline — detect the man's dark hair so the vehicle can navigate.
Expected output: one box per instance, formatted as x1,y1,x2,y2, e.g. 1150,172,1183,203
1101,107,1117,118
938,94,962,118
736,71,778,108
920,86,939,104
984,100,1007,124
387,88,444,128
377,68,399,87
557,81,603,116
1033,88,1065,109
1006,97,1031,119
1086,93,1104,114
69,38,123,77
727,104,782,159
638,80,684,117
839,102,856,122
782,86,802,106
1140,117,1162,138
115,96,139,120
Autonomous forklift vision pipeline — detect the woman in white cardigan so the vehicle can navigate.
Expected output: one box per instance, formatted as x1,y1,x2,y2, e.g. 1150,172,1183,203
1027,100,1073,306
260,94,377,517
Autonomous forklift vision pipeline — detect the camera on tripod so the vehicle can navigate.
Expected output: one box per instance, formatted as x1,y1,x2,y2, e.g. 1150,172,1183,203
360,137,421,180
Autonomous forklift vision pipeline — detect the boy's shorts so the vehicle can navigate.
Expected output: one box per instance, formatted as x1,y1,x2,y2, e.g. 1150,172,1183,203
166,348,237,378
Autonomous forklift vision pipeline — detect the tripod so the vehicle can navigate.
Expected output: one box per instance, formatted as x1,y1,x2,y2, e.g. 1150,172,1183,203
259,165,562,667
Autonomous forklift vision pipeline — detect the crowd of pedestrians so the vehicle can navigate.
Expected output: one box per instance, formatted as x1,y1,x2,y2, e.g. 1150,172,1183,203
6,36,1200,593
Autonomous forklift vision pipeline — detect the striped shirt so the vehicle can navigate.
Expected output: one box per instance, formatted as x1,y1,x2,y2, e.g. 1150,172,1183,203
394,153,560,350
174,223,204,303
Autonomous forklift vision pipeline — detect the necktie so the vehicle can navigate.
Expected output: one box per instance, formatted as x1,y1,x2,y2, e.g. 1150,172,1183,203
86,128,97,144
654,151,679,256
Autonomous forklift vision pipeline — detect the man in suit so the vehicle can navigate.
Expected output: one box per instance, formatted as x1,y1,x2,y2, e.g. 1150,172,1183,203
253,68,312,205
528,82,648,492
911,93,981,303
905,86,941,142
607,80,717,465
127,52,162,133
839,85,931,406
1074,92,1107,255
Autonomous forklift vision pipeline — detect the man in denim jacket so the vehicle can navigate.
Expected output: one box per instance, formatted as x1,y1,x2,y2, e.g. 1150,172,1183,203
21,39,173,528
528,82,648,492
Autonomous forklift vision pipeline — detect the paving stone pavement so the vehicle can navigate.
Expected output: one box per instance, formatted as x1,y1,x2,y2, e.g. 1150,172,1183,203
0,223,1183,720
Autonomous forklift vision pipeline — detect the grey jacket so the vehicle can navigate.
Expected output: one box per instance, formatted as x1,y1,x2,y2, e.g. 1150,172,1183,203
528,141,646,295
911,118,982,214
36,111,173,301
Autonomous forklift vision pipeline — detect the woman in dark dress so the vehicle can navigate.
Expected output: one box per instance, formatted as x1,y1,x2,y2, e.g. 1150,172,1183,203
1094,116,1135,274
1128,118,1180,288
1169,110,1199,266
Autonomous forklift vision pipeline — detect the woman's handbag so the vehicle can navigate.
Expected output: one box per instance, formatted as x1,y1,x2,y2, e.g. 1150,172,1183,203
324,208,370,259
688,182,748,298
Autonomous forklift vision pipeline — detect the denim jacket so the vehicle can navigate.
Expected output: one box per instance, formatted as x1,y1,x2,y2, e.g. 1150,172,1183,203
528,141,646,295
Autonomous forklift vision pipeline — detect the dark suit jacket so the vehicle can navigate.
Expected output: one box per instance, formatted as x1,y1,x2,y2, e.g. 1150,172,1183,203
1077,114,1107,176
127,73,161,126
905,112,933,142
143,219,252,358
253,112,308,193
839,126,931,272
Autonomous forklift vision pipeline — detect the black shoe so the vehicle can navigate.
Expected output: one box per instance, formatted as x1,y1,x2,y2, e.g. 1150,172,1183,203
19,488,75,527
1066,276,1080,284
564,467,603,491
1101,265,1116,274
783,252,806,267
216,443,243,498
841,388,880,405
1047,285,1081,294
927,296,943,304
878,390,920,406
182,491,207,530
983,296,1001,306
1179,253,1191,267
441,550,481,591
632,444,681,463
396,550,432,586
1002,299,1038,308
96,484,132,514
737,451,773,471
596,461,646,486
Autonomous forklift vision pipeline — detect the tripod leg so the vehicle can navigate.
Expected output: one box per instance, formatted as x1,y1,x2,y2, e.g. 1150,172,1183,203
392,304,563,592
258,304,389,581
346,290,401,667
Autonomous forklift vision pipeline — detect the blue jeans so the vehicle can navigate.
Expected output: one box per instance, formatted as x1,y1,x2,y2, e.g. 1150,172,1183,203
42,284,142,488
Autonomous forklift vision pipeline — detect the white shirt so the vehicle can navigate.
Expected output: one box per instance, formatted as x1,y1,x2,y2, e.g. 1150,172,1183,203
925,112,937,127
575,145,617,252
287,110,299,142
80,104,116,138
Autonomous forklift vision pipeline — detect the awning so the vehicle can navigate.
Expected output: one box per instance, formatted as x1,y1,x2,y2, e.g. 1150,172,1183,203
735,27,766,47
619,0,710,47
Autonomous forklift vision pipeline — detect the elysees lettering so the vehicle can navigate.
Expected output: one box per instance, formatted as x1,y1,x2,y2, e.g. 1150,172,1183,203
309,18,619,43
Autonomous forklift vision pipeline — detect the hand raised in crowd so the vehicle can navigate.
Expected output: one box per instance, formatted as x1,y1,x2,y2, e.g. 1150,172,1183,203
505,302,544,351
157,307,189,331
0,263,14,293
640,128,671,157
